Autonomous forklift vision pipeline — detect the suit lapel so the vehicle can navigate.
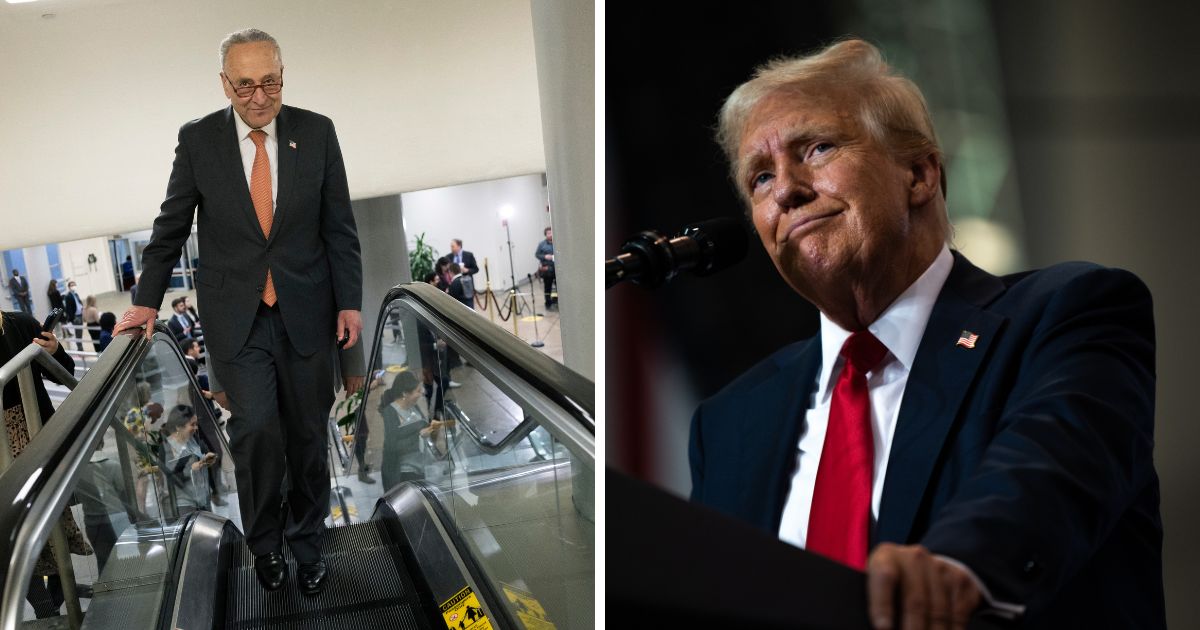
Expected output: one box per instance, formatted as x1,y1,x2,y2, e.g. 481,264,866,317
271,106,297,244
875,252,1007,545
739,339,822,531
219,108,264,239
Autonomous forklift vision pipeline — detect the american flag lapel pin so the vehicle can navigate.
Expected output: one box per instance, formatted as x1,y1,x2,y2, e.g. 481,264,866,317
288,140,297,149
956,330,980,349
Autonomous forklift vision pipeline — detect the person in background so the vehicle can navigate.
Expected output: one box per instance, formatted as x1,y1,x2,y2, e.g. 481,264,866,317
82,296,101,349
62,281,86,351
167,297,194,342
1,307,87,618
534,227,556,310
121,255,135,291
378,370,445,489
8,269,32,314
448,239,478,308
158,404,216,516
447,263,472,309
129,271,141,306
45,280,65,346
433,257,452,292
96,312,117,352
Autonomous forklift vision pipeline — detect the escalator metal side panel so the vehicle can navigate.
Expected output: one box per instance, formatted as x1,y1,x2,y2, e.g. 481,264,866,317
0,334,146,630
378,484,518,630
167,512,240,630
386,295,594,464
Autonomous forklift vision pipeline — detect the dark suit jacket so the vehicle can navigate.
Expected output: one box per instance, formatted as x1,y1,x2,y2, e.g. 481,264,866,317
448,276,472,308
457,251,478,276
167,315,191,342
689,252,1163,628
136,105,362,362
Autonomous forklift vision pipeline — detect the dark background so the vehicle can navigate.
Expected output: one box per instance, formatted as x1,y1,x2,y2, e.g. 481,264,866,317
605,2,1200,626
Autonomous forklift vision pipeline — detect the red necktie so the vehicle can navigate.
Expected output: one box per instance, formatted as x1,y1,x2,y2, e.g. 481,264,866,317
807,331,889,570
249,129,277,307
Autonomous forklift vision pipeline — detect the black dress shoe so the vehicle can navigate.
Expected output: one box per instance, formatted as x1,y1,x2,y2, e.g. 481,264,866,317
254,552,287,591
298,560,327,596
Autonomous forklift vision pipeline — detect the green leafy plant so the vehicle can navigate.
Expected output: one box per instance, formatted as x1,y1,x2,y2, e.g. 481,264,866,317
409,232,438,283
335,388,365,428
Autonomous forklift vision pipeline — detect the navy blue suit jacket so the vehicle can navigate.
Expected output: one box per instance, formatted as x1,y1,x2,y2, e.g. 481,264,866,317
689,252,1163,627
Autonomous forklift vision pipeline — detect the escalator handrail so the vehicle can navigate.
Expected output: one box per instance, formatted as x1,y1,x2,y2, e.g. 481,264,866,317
0,324,164,630
374,283,594,433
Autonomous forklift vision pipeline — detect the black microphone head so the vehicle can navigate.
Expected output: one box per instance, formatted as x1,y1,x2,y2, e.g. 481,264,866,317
679,216,749,276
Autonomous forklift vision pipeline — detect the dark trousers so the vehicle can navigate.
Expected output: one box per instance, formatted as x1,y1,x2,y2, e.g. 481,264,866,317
211,303,334,564
26,575,63,618
542,268,556,307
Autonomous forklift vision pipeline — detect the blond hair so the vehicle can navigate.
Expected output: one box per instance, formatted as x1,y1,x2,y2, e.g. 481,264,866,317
717,38,946,201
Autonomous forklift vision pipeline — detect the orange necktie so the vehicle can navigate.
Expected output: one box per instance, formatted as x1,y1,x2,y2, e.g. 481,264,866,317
249,130,277,306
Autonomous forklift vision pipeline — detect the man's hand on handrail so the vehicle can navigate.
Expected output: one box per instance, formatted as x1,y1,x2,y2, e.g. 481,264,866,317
114,305,159,340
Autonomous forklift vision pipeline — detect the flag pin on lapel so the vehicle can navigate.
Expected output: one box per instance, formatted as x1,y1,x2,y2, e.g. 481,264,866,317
956,330,979,349
288,140,297,149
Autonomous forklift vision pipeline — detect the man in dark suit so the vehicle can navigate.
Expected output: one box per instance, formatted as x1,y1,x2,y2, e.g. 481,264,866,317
166,297,194,342
688,39,1162,628
114,28,364,597
448,239,478,307
62,280,85,351
8,270,31,314
446,263,472,309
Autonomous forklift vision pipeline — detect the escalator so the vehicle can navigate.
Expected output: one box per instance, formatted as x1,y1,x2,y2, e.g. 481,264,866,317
0,282,594,630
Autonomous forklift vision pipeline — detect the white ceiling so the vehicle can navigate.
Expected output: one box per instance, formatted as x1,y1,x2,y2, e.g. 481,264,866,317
0,0,546,249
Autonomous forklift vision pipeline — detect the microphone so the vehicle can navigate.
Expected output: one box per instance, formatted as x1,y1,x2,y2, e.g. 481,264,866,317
606,216,749,289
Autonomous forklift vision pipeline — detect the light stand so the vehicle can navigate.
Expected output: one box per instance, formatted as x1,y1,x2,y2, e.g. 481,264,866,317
501,216,532,319
526,273,544,348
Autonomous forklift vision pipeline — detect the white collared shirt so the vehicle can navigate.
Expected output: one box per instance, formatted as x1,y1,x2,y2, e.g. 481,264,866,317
778,244,954,548
232,112,279,211
776,244,1023,618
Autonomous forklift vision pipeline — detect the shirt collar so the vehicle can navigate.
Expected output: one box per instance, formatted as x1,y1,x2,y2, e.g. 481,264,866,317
816,245,953,398
233,110,277,142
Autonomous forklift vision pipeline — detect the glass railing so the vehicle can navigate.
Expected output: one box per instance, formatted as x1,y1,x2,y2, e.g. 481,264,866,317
343,282,594,630
0,325,236,629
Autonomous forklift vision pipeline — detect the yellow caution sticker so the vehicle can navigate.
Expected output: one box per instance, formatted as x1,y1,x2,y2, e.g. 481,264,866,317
440,586,492,630
500,582,556,630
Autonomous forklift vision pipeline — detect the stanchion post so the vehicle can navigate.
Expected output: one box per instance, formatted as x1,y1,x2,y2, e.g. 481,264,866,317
510,290,520,338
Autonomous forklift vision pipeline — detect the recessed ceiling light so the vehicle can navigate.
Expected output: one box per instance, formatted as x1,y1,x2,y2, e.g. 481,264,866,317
5,0,42,5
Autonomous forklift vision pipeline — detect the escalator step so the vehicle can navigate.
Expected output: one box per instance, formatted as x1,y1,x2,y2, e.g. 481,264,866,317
233,603,425,630
226,522,432,629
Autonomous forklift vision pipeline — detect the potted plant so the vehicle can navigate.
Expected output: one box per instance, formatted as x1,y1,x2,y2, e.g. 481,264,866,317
408,232,438,283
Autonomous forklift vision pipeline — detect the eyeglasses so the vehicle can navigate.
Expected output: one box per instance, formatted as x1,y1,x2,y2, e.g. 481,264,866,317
222,71,283,98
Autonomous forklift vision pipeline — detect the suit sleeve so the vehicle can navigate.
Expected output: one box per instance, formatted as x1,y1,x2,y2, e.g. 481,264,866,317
318,119,362,312
137,127,200,310
920,268,1156,614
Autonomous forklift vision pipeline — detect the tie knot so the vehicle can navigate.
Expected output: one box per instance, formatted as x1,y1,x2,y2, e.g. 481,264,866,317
250,129,267,147
841,331,888,374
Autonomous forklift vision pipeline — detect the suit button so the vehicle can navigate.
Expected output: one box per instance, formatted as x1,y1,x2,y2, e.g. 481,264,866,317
256,286,264,292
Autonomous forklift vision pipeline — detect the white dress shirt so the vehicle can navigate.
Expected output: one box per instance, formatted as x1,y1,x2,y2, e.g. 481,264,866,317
776,244,1022,618
232,113,279,211
778,245,953,548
